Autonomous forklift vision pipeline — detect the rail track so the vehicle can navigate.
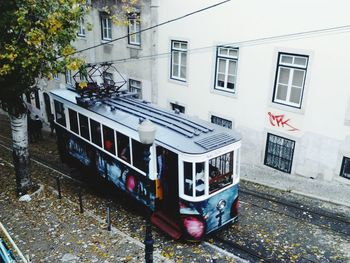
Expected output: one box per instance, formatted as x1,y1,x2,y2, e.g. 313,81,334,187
1,134,350,262
240,188,350,237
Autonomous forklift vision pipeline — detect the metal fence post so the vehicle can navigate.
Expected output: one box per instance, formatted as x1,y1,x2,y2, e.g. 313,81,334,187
78,187,83,213
56,176,62,199
107,206,111,231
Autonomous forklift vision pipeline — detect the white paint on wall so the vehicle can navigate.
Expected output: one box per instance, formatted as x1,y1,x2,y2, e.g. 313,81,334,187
155,0,350,182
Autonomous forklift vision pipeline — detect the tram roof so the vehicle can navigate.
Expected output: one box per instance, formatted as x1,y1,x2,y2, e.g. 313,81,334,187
50,88,241,154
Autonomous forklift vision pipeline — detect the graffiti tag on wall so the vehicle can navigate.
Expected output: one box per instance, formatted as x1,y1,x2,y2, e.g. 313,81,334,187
268,112,299,132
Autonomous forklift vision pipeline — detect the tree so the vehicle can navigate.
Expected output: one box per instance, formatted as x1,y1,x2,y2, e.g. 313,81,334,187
0,0,140,196
0,0,86,195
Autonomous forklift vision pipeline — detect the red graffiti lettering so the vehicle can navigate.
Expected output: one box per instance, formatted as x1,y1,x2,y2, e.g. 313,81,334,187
268,112,299,131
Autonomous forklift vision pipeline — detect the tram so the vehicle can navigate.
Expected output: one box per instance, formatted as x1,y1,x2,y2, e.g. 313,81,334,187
50,81,241,240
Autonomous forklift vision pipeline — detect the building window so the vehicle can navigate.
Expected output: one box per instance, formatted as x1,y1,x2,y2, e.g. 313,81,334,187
78,17,86,37
264,133,295,173
129,79,142,99
128,13,141,46
340,157,350,180
103,72,114,86
171,40,187,81
65,70,72,85
101,14,112,40
53,73,59,80
34,90,40,109
211,115,232,129
214,46,238,93
273,53,308,108
170,103,185,114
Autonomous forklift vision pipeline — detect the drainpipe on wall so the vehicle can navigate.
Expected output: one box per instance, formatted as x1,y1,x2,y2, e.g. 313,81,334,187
150,0,159,104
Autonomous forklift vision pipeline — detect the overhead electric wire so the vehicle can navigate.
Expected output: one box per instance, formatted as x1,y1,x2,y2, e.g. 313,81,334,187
92,23,350,65
65,0,231,57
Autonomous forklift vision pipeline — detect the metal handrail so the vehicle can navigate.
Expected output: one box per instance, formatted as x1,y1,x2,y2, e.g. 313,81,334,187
0,222,29,263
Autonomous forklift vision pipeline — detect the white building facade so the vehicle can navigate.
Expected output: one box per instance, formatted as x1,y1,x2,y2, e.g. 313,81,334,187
154,0,350,184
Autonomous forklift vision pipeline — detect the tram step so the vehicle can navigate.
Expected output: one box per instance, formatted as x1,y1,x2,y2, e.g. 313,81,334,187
151,211,182,240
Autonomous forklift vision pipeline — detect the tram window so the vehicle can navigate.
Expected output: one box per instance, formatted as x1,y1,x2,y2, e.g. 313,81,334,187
195,162,205,197
209,151,233,193
117,132,130,163
184,162,193,196
90,119,102,147
102,125,115,155
79,114,90,140
68,109,79,134
132,139,147,172
54,100,66,127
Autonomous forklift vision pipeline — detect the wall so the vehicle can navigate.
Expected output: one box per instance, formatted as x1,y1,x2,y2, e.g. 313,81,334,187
155,0,350,183
37,0,155,123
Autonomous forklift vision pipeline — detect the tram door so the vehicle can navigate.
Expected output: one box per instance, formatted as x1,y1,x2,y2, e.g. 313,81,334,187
157,147,179,217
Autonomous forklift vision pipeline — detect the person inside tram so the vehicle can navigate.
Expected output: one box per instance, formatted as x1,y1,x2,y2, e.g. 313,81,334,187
156,146,165,200
157,147,165,179
120,143,130,162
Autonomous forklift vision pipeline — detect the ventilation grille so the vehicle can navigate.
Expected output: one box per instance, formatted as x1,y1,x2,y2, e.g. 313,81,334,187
195,133,235,150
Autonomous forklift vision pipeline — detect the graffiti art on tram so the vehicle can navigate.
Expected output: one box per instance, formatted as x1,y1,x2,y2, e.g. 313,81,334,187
96,151,155,209
180,186,238,239
67,137,91,166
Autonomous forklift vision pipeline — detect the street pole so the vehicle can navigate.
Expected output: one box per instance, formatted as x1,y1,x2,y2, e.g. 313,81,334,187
144,144,154,263
138,119,156,263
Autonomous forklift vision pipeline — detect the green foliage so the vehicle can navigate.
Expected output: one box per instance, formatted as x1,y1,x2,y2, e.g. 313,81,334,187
0,0,87,110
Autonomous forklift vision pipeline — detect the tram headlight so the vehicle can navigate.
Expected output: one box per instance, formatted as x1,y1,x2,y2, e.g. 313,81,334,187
216,199,226,212
182,215,205,240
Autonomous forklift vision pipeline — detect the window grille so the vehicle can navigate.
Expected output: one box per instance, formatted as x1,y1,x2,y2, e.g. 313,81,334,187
211,115,232,129
264,133,295,173
340,157,350,180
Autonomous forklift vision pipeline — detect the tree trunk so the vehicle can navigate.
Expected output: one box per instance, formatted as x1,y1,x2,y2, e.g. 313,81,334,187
9,112,31,196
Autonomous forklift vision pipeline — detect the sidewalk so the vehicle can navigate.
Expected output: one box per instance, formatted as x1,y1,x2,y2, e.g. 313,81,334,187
241,163,350,208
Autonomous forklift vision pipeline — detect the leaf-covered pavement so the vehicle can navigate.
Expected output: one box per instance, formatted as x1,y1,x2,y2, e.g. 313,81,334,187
0,113,242,262
1,113,350,262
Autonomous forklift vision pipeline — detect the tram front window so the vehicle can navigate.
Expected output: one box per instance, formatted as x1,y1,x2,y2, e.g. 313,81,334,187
184,162,193,196
209,151,234,193
195,163,205,197
183,162,205,197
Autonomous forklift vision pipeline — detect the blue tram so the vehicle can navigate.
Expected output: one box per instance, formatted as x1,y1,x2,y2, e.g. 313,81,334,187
50,88,241,240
